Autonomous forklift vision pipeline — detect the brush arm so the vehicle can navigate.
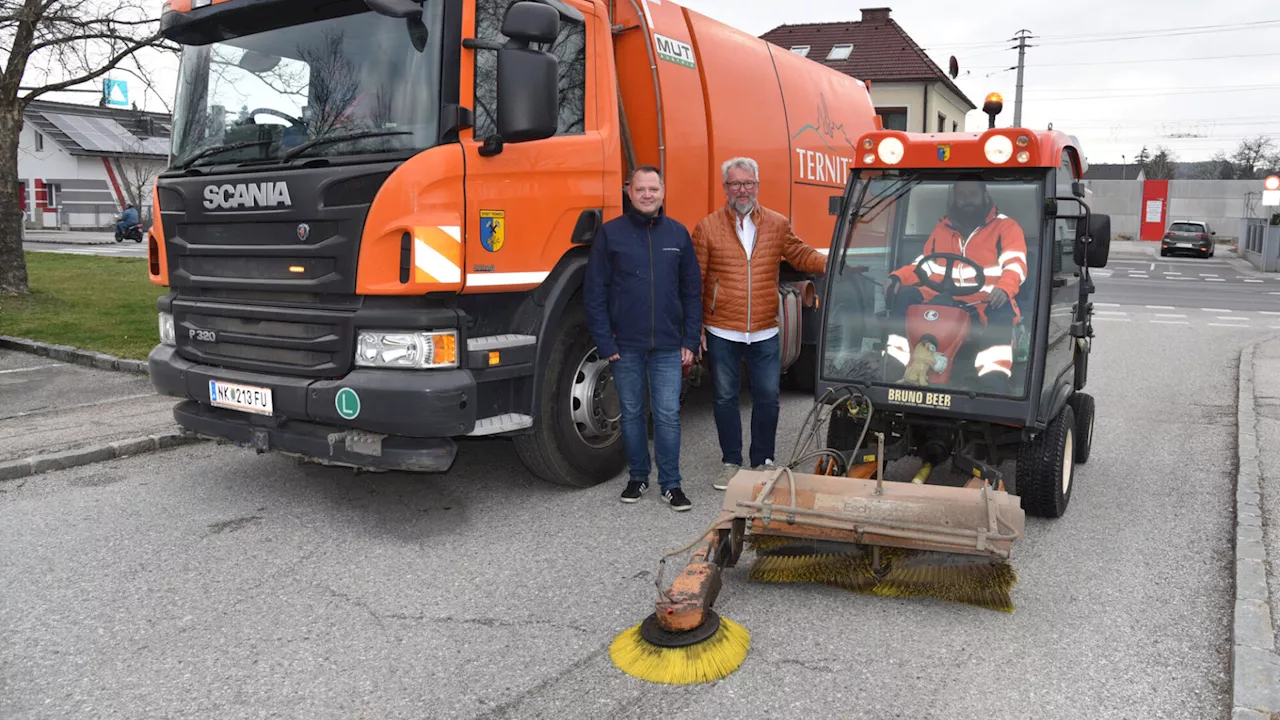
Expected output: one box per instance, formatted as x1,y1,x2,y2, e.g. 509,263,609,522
654,529,727,633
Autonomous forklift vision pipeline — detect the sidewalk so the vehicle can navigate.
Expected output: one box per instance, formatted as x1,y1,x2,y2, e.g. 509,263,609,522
0,348,196,480
22,229,117,246
1235,337,1280,717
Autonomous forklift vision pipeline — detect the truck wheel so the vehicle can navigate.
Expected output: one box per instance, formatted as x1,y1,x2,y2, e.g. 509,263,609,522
1015,404,1076,518
1068,392,1095,464
514,304,626,487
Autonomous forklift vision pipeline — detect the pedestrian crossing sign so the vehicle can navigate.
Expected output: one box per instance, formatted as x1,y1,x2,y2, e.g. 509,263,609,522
104,79,128,107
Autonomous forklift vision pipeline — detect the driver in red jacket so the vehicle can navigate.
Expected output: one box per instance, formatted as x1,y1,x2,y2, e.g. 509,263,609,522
882,178,1029,392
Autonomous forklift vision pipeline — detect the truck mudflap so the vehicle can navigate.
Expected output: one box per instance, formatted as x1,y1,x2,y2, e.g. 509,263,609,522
173,401,457,472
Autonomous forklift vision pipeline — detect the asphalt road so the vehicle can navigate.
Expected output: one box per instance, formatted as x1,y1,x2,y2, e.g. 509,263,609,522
0,251,1258,720
22,241,147,258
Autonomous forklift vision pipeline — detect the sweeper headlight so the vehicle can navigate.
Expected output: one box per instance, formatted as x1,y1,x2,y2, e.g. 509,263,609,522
984,135,1014,164
876,137,905,165
355,330,458,369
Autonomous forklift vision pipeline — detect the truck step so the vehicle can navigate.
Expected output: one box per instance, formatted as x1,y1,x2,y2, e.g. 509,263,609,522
467,334,536,351
468,413,534,436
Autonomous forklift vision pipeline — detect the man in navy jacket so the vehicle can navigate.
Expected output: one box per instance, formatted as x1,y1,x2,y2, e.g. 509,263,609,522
584,165,702,510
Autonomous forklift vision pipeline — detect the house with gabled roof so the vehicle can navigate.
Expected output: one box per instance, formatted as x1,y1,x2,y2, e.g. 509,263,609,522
17,98,171,229
760,8,977,135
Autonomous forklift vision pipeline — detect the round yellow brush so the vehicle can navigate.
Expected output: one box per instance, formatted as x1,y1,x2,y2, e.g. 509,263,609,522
609,610,750,685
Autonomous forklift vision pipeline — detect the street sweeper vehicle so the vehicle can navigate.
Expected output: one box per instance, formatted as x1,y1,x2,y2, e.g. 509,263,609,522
146,0,875,486
609,94,1113,685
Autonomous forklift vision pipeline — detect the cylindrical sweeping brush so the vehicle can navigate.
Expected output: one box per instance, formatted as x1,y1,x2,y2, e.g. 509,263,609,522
608,610,751,685
872,550,1018,613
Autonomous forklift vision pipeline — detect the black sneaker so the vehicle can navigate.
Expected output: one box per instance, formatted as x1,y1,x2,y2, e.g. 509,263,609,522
661,487,692,511
621,480,648,503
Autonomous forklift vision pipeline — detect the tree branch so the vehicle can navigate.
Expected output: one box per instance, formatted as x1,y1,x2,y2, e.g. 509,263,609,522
19,30,161,103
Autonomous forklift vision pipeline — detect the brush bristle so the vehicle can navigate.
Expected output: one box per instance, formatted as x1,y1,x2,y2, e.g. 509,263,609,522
744,533,807,552
873,550,1018,613
748,551,879,593
609,617,751,685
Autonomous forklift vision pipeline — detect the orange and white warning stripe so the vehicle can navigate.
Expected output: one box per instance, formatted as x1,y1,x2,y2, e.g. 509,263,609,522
413,225,462,286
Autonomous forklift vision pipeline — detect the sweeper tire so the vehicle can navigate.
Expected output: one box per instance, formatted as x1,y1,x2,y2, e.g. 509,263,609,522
1068,392,1095,465
1016,404,1076,518
514,304,626,488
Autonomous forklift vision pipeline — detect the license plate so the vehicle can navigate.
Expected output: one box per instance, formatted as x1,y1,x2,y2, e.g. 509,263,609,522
1177,243,1192,248
209,380,274,415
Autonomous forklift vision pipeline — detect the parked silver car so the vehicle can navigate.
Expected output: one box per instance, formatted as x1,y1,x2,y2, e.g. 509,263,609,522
1160,220,1216,258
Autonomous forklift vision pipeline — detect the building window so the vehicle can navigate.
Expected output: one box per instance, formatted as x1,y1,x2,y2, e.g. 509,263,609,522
827,43,853,61
789,45,810,57
474,0,587,139
876,107,908,131
34,132,44,152
45,183,60,208
937,113,946,133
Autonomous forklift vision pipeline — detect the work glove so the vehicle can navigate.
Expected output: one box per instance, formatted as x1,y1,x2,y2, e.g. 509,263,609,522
883,276,901,303
987,288,1009,309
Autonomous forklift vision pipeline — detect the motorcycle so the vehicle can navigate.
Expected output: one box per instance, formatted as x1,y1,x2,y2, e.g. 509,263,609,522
115,223,143,243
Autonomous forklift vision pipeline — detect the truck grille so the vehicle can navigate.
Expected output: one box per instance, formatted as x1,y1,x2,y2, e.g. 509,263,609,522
173,300,354,378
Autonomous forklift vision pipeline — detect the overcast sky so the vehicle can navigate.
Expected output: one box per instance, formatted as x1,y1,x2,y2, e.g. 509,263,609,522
41,0,1279,167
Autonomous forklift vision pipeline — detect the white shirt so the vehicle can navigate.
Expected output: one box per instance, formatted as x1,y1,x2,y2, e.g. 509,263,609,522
706,209,780,345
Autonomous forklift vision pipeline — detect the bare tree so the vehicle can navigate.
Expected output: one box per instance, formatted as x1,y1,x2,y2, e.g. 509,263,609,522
0,0,170,295
1143,146,1178,181
114,138,163,225
1230,136,1279,180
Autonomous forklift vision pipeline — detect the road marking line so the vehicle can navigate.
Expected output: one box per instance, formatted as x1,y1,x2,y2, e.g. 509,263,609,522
1245,279,1264,283
1152,320,1189,325
1096,303,1120,307
1206,278,1226,282
1202,308,1231,312
1147,305,1175,309
1260,311,1280,315
1163,272,1181,276
1150,262,1156,271
1095,317,1130,322
1155,313,1186,318
1201,274,1218,277
1097,310,1128,315
0,364,62,375
1129,274,1150,278
1218,316,1249,321
1209,323,1250,328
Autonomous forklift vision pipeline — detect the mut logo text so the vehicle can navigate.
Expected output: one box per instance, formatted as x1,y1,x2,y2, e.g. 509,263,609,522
203,182,292,210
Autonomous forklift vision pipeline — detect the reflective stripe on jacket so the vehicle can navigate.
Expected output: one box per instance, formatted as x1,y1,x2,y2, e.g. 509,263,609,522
890,207,1028,314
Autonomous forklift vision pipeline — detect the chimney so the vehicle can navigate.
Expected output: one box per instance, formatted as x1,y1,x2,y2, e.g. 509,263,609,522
861,7,891,23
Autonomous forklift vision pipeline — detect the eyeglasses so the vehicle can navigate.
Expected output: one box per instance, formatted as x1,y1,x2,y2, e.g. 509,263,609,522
725,181,758,190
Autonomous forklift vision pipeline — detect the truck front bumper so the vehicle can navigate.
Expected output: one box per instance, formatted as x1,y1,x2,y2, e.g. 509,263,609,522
150,345,476,472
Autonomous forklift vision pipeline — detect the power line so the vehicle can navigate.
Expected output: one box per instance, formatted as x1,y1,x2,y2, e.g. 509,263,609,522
1027,84,1280,101
1024,82,1280,94
921,18,1280,50
960,51,1280,70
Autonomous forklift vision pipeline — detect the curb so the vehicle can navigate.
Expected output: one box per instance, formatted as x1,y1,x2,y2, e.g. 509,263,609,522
0,431,203,482
0,335,149,375
22,235,116,246
1233,341,1280,717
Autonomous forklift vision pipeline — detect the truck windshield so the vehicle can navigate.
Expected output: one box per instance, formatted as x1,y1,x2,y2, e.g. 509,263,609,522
169,4,443,169
822,170,1046,399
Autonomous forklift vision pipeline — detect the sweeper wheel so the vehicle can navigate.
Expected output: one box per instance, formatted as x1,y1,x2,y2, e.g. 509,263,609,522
1015,404,1076,519
1068,392,1095,464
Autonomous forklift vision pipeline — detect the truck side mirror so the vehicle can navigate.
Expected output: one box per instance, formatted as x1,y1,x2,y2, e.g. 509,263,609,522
493,2,560,148
1074,212,1111,268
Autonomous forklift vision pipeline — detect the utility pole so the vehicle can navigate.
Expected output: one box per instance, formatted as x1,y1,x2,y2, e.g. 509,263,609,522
1011,29,1034,127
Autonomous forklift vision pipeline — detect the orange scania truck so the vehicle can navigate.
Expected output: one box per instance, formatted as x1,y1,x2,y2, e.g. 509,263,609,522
147,0,880,486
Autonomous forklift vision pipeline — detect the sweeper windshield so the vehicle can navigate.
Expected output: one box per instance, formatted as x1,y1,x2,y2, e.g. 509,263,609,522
822,170,1049,399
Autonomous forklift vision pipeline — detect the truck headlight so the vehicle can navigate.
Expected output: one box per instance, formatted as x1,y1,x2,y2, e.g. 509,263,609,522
159,312,176,345
876,137,905,165
984,135,1014,164
355,330,458,369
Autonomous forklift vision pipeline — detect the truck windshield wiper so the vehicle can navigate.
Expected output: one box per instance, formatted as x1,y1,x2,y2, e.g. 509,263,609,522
177,139,276,170
280,130,413,162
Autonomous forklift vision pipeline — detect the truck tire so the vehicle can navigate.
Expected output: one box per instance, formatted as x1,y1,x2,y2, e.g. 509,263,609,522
1068,392,1095,464
514,304,626,487
1015,404,1075,519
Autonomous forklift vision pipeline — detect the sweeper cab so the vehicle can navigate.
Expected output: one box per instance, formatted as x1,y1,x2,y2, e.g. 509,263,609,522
610,95,1112,685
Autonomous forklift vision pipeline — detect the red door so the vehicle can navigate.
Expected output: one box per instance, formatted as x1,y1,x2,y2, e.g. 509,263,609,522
1140,180,1169,241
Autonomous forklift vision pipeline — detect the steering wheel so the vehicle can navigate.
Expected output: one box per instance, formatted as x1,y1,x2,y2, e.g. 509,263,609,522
247,108,306,128
913,252,987,297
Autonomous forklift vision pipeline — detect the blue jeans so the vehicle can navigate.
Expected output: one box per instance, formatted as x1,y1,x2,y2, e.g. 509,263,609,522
612,347,684,492
705,332,781,468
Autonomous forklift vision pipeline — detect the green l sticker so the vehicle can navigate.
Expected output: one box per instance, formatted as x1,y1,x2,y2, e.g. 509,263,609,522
335,387,361,420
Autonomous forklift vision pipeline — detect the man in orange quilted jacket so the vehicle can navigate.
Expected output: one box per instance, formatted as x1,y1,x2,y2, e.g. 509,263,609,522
692,157,827,491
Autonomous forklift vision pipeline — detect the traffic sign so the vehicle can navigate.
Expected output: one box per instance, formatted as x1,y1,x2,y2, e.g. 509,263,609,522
335,388,360,419
103,78,128,107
